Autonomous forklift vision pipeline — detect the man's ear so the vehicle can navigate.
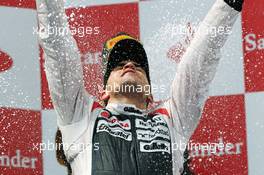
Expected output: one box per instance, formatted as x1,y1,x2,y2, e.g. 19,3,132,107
99,89,110,101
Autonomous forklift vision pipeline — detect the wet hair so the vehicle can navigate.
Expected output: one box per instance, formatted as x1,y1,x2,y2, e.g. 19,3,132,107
55,129,72,175
181,148,195,175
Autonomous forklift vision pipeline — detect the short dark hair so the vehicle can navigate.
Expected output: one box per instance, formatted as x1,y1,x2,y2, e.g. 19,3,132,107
55,129,72,175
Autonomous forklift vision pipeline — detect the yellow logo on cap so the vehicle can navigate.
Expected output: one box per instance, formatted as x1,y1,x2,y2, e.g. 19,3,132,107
106,35,136,50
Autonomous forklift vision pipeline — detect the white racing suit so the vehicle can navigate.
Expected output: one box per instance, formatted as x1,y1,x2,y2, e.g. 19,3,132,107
36,0,240,174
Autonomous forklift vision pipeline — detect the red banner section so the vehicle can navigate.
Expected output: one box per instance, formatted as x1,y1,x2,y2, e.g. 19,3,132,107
0,0,35,9
189,95,248,174
41,3,140,109
39,48,53,109
0,108,42,175
242,0,264,92
0,49,13,72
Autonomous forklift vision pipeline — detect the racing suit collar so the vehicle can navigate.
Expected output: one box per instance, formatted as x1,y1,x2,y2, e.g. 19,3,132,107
106,103,147,116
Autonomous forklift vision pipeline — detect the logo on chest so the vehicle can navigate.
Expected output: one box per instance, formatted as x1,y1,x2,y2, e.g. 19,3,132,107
140,140,171,153
136,115,171,153
96,115,132,141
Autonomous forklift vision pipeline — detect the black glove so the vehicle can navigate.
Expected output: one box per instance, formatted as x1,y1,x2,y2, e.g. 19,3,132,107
224,0,244,11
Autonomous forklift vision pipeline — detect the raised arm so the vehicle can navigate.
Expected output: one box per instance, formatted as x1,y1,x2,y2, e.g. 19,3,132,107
36,0,94,126
165,0,243,139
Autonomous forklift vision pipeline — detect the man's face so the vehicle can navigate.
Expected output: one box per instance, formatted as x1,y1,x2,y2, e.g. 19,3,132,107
105,60,151,96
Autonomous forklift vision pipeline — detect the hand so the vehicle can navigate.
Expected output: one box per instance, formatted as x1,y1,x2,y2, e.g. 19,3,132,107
224,0,244,11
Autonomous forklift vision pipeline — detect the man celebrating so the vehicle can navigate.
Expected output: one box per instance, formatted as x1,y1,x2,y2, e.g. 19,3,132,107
36,0,244,174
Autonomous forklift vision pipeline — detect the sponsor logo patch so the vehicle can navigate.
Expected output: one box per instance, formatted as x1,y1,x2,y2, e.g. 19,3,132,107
97,123,132,141
140,140,171,153
98,116,131,130
137,129,170,141
135,116,167,129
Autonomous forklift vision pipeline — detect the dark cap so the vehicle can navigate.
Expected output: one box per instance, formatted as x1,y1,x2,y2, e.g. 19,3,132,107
102,33,150,86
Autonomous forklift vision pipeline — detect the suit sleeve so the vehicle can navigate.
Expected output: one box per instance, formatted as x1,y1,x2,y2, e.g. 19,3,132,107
36,0,94,126
165,0,241,140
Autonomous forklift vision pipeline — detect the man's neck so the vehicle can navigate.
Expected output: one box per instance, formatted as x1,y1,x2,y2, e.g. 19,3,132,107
108,95,147,110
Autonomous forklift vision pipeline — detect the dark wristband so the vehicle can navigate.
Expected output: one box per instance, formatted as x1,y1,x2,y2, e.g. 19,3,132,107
224,0,244,11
